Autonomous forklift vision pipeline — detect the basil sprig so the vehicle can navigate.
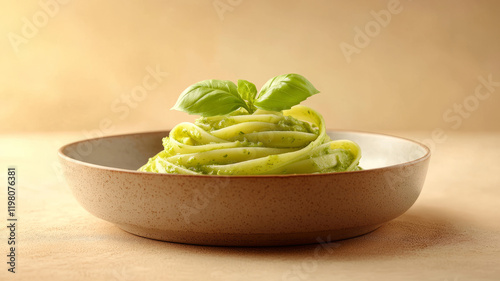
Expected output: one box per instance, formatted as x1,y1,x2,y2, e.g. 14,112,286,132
172,73,319,117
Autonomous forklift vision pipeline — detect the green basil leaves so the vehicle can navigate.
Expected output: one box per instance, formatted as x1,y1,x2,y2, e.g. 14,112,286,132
172,74,319,116
255,74,320,111
171,80,250,117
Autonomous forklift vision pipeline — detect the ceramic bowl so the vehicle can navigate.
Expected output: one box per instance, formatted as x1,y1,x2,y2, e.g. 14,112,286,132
58,130,430,246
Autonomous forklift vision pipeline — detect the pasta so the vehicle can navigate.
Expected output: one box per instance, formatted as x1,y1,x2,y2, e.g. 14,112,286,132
138,105,362,175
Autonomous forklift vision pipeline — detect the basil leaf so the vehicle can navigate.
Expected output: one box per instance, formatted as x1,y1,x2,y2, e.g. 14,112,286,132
237,79,257,102
237,79,258,114
254,74,320,111
171,80,248,117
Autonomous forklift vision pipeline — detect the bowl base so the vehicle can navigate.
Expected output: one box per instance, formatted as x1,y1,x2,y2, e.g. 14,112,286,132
116,223,383,246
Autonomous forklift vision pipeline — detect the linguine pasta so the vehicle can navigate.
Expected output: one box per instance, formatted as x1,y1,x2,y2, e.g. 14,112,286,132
139,105,361,175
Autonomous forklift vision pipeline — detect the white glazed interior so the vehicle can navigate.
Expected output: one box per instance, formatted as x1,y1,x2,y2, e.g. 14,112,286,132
62,131,429,172
329,131,428,170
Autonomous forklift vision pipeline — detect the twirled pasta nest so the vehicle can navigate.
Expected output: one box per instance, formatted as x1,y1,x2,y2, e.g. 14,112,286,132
139,105,361,175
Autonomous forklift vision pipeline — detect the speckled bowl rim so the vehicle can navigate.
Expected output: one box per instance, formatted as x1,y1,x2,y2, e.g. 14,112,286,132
58,130,431,178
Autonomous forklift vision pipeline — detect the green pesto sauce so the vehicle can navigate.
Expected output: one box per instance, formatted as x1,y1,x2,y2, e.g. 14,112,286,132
277,115,318,134
327,150,356,172
195,116,237,131
195,112,318,135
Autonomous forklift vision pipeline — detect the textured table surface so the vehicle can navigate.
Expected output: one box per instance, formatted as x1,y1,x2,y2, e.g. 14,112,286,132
0,131,499,281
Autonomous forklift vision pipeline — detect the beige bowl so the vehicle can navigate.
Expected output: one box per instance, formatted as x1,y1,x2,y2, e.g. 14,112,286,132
58,130,430,246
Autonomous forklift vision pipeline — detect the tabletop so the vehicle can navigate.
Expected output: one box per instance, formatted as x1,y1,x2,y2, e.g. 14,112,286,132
0,131,499,281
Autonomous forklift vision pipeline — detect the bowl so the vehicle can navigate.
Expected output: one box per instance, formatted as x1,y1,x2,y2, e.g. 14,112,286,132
58,130,430,246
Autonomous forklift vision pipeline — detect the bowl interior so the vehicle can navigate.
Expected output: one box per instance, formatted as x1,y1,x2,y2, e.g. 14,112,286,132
331,131,428,170
61,131,164,170
60,131,428,172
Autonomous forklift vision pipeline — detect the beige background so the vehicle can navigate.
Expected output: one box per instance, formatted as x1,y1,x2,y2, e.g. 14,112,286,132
1,0,499,135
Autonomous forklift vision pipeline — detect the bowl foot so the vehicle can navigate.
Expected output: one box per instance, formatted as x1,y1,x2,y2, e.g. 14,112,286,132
116,223,383,246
